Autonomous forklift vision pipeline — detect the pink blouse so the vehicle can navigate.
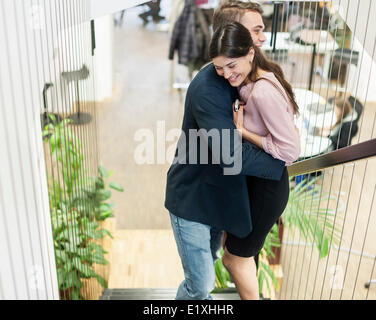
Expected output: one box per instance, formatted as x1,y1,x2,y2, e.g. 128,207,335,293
238,72,301,166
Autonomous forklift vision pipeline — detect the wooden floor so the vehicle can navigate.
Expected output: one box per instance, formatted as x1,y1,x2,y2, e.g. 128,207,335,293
108,229,183,288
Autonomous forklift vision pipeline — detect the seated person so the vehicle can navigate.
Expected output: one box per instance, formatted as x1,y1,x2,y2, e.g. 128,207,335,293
316,97,358,150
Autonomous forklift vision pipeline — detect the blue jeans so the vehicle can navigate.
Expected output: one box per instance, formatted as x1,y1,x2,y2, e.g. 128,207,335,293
169,212,224,300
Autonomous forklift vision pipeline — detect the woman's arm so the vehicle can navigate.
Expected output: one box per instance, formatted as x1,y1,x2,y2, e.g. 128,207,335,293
233,105,263,149
249,81,301,163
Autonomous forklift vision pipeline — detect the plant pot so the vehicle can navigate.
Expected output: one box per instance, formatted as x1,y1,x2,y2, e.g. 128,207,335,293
59,286,74,300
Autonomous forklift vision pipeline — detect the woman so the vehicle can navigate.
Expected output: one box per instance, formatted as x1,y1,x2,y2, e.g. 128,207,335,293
209,22,301,300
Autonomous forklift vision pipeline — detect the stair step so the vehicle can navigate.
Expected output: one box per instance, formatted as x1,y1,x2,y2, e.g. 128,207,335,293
99,288,240,300
102,288,178,295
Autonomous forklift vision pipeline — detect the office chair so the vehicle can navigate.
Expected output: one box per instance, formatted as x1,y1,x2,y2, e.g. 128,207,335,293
348,95,363,121
40,83,63,132
329,119,359,150
61,64,91,125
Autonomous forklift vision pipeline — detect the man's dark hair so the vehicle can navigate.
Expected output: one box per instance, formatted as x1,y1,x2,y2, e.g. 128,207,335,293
212,0,264,32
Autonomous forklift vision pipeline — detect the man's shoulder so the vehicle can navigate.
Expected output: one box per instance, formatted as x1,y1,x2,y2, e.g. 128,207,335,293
188,63,234,96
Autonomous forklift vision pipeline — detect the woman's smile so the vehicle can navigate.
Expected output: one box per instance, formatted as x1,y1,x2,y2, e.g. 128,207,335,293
228,74,240,83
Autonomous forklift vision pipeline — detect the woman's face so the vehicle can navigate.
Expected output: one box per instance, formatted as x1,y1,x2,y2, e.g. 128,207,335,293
213,49,254,87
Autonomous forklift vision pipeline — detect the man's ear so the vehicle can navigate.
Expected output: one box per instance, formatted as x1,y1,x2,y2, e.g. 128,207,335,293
249,48,255,63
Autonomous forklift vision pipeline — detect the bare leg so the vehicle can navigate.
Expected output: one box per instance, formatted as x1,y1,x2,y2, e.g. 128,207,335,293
222,247,259,300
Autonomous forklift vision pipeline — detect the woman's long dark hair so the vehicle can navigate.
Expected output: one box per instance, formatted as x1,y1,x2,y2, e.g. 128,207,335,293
209,22,299,115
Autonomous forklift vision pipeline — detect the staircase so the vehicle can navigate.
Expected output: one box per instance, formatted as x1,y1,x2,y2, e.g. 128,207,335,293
99,288,241,300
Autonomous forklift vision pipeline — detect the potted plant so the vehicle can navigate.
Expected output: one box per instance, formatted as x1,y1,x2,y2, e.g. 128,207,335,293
43,115,123,299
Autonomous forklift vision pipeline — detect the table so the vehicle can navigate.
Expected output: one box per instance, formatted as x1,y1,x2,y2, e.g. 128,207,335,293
263,30,338,90
263,31,338,54
293,88,335,158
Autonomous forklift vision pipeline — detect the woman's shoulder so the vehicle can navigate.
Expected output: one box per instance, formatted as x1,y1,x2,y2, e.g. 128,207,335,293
252,72,289,102
253,72,280,90
238,82,253,102
251,74,278,97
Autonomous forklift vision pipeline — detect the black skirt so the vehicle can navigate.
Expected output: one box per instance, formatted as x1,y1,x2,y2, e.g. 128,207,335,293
225,167,290,258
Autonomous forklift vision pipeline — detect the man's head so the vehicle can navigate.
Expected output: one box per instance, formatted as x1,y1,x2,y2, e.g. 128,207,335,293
212,0,267,48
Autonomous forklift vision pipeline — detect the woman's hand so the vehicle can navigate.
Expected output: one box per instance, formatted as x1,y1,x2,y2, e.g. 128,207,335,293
233,102,245,130
233,105,264,149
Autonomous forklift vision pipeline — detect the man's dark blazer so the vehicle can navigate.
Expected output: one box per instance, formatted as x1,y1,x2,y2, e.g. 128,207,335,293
164,63,285,238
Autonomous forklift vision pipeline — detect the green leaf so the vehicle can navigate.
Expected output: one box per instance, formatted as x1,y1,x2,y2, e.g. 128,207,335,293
89,242,109,255
98,190,112,201
319,237,329,258
57,268,65,286
109,182,124,192
83,227,97,240
50,133,56,153
64,241,79,254
98,166,109,179
215,258,228,288
95,177,105,190
63,258,75,273
94,228,113,239
63,271,81,290
258,271,265,294
59,118,73,128
47,113,57,124
99,203,114,213
55,249,68,262
91,251,109,265
94,274,108,288
70,289,82,300
73,257,94,278
98,211,114,220
76,247,90,259
262,261,279,290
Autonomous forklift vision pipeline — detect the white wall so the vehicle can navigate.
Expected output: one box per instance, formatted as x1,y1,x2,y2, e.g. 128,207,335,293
347,38,376,104
0,0,60,300
90,0,147,19
88,1,151,102
332,0,376,101
92,15,114,101
48,5,116,104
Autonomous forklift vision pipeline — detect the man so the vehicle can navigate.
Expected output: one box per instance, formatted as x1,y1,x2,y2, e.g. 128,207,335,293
212,0,267,47
165,1,284,300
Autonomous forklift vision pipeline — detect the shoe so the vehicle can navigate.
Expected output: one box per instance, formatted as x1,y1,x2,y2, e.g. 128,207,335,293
138,12,149,26
152,15,165,23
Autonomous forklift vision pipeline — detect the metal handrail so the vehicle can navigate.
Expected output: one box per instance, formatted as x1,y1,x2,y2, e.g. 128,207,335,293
287,138,376,176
